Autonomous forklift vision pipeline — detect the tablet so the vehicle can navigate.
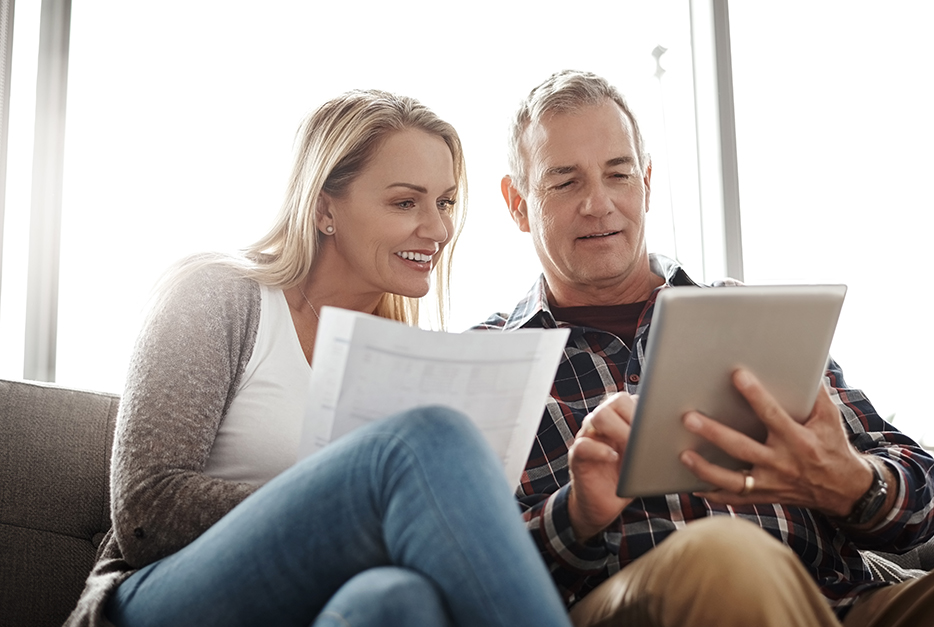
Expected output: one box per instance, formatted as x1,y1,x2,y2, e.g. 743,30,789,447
616,284,847,498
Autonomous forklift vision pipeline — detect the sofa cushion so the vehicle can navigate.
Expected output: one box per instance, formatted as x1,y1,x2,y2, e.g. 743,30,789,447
0,379,119,627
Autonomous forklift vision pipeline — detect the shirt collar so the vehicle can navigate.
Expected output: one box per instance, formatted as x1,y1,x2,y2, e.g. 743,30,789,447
650,253,701,288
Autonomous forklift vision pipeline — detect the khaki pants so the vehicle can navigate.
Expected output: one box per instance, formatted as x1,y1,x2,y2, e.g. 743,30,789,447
569,517,934,627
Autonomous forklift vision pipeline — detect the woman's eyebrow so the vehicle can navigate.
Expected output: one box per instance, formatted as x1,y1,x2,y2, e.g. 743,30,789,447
386,183,457,195
386,182,428,193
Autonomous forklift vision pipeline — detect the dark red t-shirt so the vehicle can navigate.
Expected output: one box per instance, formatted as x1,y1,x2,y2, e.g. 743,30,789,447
550,301,647,348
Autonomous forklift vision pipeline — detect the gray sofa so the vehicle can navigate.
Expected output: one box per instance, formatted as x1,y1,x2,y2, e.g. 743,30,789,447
1,377,933,627
1,378,119,627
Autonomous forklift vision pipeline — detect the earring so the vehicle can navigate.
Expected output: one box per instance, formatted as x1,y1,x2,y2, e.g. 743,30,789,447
325,225,334,234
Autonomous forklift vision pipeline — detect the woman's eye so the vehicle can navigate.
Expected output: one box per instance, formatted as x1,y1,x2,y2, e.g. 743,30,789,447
437,198,456,212
396,200,416,210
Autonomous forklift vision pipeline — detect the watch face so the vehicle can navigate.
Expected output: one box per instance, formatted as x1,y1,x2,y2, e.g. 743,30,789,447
853,461,888,525
860,484,888,524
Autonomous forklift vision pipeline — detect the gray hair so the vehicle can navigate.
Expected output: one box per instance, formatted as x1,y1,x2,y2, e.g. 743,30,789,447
507,70,648,195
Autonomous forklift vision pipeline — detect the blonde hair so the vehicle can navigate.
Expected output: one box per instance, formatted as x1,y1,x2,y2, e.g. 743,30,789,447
167,90,466,328
507,70,647,196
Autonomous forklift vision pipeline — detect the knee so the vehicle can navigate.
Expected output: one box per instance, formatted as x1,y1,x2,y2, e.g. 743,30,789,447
580,517,829,627
388,406,485,452
657,516,798,589
365,567,441,608
376,406,509,498
677,516,774,549
670,517,783,562
315,567,451,626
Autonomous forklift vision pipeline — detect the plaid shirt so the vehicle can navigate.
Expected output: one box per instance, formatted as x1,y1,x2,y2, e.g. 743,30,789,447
474,254,934,618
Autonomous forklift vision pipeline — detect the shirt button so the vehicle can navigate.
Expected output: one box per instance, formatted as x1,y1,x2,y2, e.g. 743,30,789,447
628,374,640,384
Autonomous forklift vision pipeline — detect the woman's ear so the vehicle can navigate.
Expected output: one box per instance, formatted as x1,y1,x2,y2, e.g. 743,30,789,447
316,194,336,235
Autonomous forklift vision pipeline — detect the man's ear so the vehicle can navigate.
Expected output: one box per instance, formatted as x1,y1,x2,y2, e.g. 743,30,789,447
642,161,653,213
501,175,530,233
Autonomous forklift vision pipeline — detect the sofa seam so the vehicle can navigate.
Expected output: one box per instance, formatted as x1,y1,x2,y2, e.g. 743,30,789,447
0,520,101,542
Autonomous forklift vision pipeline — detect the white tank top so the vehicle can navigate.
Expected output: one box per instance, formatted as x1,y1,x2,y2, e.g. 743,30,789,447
203,285,311,485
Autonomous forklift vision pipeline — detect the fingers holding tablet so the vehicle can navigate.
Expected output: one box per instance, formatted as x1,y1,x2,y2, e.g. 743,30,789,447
681,368,871,514
679,446,759,502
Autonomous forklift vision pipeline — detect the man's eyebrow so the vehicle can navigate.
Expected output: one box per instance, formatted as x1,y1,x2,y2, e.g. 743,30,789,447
606,156,636,168
542,157,635,178
542,165,577,178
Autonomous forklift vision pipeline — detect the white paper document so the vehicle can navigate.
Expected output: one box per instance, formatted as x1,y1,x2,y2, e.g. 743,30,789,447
297,307,569,487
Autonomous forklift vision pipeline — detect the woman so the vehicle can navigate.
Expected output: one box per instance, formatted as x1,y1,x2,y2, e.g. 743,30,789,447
65,90,572,627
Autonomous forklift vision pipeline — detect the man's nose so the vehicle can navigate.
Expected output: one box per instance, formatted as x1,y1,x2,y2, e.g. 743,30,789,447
579,183,614,217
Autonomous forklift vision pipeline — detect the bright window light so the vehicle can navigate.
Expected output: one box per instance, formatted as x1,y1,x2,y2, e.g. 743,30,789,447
30,0,695,393
730,2,934,445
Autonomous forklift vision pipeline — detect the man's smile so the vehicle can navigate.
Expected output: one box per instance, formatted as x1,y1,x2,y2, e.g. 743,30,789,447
579,230,620,239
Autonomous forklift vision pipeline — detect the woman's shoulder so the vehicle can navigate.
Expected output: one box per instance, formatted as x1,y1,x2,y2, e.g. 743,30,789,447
157,253,259,305
130,254,264,399
172,252,258,289
144,253,263,346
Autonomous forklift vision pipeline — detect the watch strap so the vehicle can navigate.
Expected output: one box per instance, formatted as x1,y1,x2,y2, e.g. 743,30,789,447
837,456,889,526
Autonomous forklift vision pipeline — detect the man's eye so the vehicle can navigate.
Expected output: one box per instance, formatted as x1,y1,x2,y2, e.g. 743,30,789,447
611,172,631,180
554,180,575,190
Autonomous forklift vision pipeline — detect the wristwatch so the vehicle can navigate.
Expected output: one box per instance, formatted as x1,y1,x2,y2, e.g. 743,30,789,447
838,457,889,526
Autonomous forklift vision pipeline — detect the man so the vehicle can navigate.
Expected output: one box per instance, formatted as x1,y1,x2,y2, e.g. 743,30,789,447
477,70,934,626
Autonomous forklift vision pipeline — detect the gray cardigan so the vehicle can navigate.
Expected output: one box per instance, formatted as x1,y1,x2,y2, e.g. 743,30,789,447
66,262,262,627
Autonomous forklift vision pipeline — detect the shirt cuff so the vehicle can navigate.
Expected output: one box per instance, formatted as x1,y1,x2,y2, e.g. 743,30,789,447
539,484,611,573
839,456,910,540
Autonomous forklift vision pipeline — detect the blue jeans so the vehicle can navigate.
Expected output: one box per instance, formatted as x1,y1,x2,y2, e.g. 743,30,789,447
106,407,571,627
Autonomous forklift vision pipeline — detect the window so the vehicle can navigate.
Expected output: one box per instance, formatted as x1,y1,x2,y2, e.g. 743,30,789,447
730,2,934,444
1,0,698,393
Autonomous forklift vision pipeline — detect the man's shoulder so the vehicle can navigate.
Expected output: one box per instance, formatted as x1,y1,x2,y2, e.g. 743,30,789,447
470,275,548,332
711,277,744,287
471,312,510,331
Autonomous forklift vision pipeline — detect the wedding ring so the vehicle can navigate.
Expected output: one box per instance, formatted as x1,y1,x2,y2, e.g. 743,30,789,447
739,471,755,496
579,419,596,438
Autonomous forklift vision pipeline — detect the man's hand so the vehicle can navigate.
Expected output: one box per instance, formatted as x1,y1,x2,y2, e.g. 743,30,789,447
680,368,875,518
568,393,636,542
